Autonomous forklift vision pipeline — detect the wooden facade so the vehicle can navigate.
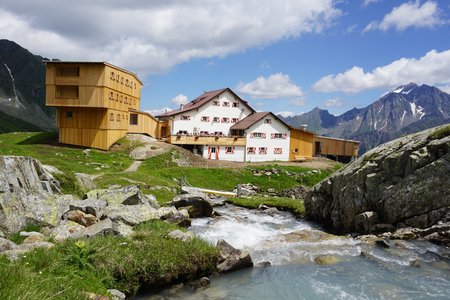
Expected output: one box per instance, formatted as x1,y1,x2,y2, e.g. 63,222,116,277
289,127,315,161
314,136,359,160
46,61,163,150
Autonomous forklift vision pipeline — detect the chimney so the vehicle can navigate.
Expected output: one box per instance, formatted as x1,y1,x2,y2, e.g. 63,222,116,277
300,124,307,131
179,104,184,110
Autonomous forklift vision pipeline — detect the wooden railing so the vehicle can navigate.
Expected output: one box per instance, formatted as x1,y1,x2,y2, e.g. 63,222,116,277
168,134,246,146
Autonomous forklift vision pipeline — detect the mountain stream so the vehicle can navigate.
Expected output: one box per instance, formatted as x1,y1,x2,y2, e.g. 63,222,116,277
141,204,450,299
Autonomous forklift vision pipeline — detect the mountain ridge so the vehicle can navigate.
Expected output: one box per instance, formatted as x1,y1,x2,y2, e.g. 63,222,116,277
281,83,450,153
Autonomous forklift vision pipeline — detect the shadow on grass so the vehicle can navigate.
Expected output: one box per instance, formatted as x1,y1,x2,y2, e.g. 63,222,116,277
18,131,59,145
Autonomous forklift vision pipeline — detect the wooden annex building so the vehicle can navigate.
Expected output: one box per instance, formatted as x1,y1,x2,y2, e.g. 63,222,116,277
45,61,166,150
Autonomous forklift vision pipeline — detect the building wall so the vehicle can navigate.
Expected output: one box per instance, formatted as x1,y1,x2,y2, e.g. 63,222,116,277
201,145,245,162
245,115,290,162
289,128,314,160
314,136,359,158
171,90,253,136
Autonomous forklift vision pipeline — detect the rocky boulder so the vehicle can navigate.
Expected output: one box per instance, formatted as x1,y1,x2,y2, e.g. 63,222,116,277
84,185,159,208
305,124,450,235
169,193,213,218
216,239,253,273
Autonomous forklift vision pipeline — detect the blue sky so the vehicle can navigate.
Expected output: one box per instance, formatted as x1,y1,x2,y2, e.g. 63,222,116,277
1,0,449,117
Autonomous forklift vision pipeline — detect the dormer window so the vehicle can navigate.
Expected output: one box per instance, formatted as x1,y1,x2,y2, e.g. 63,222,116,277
264,118,272,124
180,115,191,120
232,102,239,107
212,100,220,106
222,101,230,107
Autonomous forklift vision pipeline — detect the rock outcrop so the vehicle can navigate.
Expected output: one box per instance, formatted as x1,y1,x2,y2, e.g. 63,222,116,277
216,239,253,273
305,124,450,236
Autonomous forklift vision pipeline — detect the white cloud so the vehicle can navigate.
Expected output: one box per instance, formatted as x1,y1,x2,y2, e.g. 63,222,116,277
0,1,341,76
277,111,296,118
324,98,343,107
170,94,188,105
237,73,304,99
364,1,444,32
363,0,382,6
313,49,450,93
145,108,172,116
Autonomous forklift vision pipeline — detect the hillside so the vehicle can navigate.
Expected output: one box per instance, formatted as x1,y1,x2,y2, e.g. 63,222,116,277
281,83,450,153
0,39,55,132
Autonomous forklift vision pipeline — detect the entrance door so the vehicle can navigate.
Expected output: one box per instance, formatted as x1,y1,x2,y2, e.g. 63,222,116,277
315,141,321,156
208,147,220,160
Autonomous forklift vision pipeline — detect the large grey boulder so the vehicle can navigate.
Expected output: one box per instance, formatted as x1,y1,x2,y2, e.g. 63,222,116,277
0,192,73,234
169,193,213,218
68,199,107,219
105,204,158,226
216,239,253,273
75,173,97,191
305,124,450,235
0,156,59,194
70,218,114,239
85,185,159,208
0,237,17,252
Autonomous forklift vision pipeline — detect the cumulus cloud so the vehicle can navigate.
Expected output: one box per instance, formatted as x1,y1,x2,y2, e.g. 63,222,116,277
324,98,343,107
145,108,172,116
170,94,189,105
313,49,450,93
237,73,304,99
0,1,340,76
364,1,444,32
277,111,296,118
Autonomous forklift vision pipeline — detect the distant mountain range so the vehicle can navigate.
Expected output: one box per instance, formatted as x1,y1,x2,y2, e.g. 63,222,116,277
0,39,55,133
281,83,450,154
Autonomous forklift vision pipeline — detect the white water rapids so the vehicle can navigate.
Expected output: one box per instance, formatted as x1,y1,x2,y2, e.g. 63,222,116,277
141,204,450,300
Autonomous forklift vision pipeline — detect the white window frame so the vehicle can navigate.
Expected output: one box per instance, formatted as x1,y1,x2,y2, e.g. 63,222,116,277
201,116,210,122
259,147,267,155
247,147,256,154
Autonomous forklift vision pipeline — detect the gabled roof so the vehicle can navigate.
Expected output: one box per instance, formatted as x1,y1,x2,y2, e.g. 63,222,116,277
230,112,290,131
156,87,254,117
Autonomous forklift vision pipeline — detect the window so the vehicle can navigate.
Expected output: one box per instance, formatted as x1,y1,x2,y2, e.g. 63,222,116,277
222,101,230,107
56,66,79,77
116,93,119,101
200,131,209,136
180,115,191,120
212,100,220,106
213,117,220,122
232,102,239,107
177,130,188,135
221,117,230,123
225,147,235,154
110,72,115,80
201,116,210,122
264,118,272,124
124,96,128,104
117,114,121,122
55,86,79,99
116,74,120,81
120,77,124,84
109,91,114,100
110,113,114,121
293,148,298,154
130,113,138,125
259,147,267,155
247,147,256,154
214,131,223,136
66,111,73,118
274,148,283,154
231,118,239,123
250,132,266,138
130,81,133,89
271,133,285,139
120,95,123,103
125,79,129,87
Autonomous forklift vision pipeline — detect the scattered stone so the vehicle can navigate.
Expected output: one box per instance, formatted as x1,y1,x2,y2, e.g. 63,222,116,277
85,185,150,206
65,210,99,227
112,221,134,237
70,218,114,239
105,204,158,226
22,234,45,244
75,173,97,191
161,208,191,227
50,221,85,242
0,237,17,252
68,199,107,218
355,211,379,233
192,277,210,290
107,289,126,300
4,241,54,261
0,230,4,238
314,255,342,265
255,261,271,268
375,239,391,248
235,183,258,196
82,149,91,156
216,239,253,273
168,229,193,242
280,186,309,199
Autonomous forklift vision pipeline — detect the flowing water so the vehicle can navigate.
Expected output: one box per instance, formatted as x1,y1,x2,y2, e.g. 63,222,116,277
142,204,450,300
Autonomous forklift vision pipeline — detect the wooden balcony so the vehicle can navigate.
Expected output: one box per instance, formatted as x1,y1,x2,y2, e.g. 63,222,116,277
168,134,246,146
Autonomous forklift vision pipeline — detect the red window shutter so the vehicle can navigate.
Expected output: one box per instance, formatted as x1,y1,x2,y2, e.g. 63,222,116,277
232,147,235,154
250,133,254,138
282,133,287,139
262,133,266,139
271,133,275,139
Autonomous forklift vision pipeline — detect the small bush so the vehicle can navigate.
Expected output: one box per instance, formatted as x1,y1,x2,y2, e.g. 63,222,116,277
54,172,85,197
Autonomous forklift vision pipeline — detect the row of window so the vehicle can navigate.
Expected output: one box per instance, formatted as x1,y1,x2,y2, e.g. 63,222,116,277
181,115,240,123
247,147,283,155
110,71,137,89
109,113,129,122
250,132,287,139
212,100,240,107
109,91,137,107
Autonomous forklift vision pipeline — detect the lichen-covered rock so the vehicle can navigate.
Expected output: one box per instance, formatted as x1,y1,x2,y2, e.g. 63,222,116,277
169,194,213,218
105,204,158,226
68,199,107,219
0,237,17,252
64,210,99,227
305,124,450,235
70,218,114,239
85,185,159,208
75,173,97,191
168,229,193,242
